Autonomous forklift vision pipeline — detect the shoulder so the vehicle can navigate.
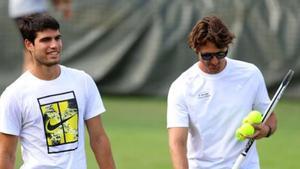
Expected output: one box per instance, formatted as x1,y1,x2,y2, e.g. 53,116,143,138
5,72,32,92
169,63,200,93
227,58,262,77
0,72,29,101
61,65,93,80
61,65,96,89
228,58,258,70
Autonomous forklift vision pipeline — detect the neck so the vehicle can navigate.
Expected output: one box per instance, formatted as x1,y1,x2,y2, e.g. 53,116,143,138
198,59,227,74
30,64,61,80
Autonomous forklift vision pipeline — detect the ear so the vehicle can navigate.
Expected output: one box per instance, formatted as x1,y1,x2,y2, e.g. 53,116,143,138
24,39,34,52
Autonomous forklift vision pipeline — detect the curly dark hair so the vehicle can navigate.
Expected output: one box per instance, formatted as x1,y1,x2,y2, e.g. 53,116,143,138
188,16,235,53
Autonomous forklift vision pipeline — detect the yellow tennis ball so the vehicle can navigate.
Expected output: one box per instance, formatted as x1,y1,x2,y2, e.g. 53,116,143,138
235,129,245,141
243,111,263,124
235,123,255,141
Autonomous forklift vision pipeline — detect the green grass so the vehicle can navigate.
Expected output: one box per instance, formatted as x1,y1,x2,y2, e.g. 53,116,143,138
258,99,300,169
15,96,299,169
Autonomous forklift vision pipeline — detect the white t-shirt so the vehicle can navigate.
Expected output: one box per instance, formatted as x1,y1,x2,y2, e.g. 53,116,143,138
167,58,270,169
0,65,105,169
9,0,48,18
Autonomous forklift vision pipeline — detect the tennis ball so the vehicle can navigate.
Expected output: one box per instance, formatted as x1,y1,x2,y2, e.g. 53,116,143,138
235,123,255,141
242,111,263,124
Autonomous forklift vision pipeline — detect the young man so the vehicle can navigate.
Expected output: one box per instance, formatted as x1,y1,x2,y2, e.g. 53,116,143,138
9,0,72,71
167,16,277,169
0,13,115,169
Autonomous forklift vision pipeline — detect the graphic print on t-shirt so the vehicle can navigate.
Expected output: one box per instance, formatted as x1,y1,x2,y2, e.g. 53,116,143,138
38,91,79,154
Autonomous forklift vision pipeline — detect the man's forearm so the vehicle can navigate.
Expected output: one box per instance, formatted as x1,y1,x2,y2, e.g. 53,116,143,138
170,142,188,169
168,128,189,169
0,133,17,169
265,112,277,136
0,154,15,169
91,135,116,169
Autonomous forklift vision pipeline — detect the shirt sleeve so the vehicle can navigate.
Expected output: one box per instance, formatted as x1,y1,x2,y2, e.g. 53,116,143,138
83,73,106,120
167,82,189,128
0,88,22,136
252,68,271,113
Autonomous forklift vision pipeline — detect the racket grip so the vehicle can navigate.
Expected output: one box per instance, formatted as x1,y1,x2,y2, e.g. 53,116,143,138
232,154,246,169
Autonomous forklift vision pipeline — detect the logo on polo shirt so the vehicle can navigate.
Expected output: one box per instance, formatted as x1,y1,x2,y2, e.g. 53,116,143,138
198,91,211,98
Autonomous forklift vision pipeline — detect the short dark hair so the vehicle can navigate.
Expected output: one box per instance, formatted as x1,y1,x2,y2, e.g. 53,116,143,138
188,16,235,52
16,13,60,44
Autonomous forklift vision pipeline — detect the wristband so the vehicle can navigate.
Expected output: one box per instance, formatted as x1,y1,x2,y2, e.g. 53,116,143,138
266,124,272,138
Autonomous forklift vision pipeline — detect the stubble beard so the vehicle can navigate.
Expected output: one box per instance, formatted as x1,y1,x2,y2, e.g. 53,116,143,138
35,55,60,67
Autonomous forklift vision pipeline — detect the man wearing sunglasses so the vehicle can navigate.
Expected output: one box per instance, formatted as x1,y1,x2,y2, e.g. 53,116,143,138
167,16,277,169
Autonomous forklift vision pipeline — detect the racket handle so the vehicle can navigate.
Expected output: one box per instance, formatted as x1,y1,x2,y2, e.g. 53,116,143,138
232,154,246,169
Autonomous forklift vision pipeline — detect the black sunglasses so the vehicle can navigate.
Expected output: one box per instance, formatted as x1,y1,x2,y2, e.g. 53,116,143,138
200,50,228,61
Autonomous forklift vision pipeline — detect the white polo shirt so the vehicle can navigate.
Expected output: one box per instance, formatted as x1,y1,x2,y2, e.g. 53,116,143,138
167,58,270,169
